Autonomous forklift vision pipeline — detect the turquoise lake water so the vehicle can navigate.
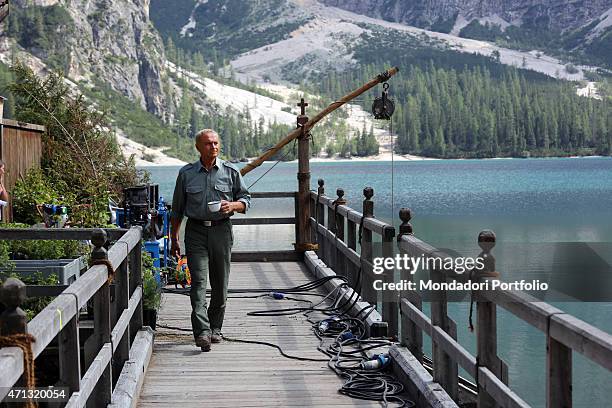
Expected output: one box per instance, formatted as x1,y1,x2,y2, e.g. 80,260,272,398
143,157,612,407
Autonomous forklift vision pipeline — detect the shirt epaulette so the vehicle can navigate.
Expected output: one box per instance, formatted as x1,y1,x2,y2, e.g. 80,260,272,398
179,163,194,173
222,161,239,173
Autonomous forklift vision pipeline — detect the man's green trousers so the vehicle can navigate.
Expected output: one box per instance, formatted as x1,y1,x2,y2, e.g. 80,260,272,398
184,218,233,339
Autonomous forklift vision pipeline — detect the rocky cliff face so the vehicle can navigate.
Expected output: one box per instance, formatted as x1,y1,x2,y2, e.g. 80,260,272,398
321,0,611,32
10,0,168,117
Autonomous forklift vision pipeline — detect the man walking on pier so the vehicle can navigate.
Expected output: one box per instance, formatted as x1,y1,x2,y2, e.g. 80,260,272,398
170,129,251,351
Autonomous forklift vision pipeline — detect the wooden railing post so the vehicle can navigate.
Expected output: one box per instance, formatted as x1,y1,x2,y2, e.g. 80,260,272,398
327,190,337,269
129,241,143,342
360,187,376,305
296,99,311,251
381,223,397,336
0,277,27,335
59,288,81,394
397,208,423,362
316,179,325,261
90,229,112,407
430,249,458,400
0,277,29,393
346,190,358,288
113,256,130,384
475,230,507,408
334,189,347,278
294,193,300,251
547,327,572,407
309,191,316,248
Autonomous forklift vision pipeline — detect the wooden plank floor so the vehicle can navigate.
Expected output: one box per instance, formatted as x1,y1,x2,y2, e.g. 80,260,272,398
138,261,383,407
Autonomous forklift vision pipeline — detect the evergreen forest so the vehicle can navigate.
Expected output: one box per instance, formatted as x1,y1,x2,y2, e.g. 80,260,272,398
311,33,611,158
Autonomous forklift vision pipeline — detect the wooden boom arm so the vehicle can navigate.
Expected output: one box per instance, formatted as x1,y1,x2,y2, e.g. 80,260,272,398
240,66,399,176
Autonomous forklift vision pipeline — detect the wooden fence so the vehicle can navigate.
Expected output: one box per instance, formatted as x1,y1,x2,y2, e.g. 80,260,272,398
0,118,45,222
309,178,612,408
0,227,149,407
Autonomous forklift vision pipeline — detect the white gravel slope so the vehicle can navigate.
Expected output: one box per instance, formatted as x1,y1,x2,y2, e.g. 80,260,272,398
232,0,598,82
166,62,296,129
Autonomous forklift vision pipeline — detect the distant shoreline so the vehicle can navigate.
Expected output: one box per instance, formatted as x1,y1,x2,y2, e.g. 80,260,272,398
138,154,609,167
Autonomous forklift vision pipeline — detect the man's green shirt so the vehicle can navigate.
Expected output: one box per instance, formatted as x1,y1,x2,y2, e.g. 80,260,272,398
170,158,251,220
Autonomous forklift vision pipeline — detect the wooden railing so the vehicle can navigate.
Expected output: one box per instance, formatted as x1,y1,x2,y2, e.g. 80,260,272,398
230,191,301,262
0,227,147,407
396,209,612,407
308,179,612,408
231,191,298,227
309,179,397,334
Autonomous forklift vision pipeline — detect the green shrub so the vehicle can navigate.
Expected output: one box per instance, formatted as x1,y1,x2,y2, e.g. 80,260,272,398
142,250,161,310
0,241,14,272
12,168,113,228
1,223,88,260
565,63,579,74
10,239,86,260
11,168,70,225
8,62,145,227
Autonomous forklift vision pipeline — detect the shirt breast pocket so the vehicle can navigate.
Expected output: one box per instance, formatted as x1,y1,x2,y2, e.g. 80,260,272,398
214,183,232,201
186,186,204,206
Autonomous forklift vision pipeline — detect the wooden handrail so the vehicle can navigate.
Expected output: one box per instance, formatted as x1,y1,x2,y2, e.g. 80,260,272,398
307,186,612,407
309,191,393,236
308,181,397,333
250,191,296,198
396,223,612,408
232,217,296,225
0,226,144,403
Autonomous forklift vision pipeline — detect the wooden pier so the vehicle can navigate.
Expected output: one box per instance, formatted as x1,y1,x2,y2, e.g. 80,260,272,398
139,261,386,407
1,184,612,408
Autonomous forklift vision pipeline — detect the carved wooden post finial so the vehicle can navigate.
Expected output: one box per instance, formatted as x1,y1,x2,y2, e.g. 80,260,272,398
362,187,374,217
398,208,413,239
317,179,324,195
336,188,346,205
0,277,28,335
478,230,497,274
91,228,108,261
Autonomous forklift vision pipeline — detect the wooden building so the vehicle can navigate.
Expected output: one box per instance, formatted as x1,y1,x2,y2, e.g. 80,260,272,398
0,118,45,222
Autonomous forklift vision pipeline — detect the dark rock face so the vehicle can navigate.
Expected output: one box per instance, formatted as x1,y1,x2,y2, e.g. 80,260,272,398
11,0,168,117
138,56,165,116
321,0,611,32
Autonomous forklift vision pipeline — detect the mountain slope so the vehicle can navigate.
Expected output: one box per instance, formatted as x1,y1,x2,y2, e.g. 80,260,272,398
321,0,611,33
1,0,608,163
5,0,170,117
321,0,612,67
150,0,309,60
229,1,596,83
0,0,298,163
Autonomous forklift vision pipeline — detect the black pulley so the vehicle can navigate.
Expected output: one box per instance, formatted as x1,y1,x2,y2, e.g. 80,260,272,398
371,83,395,120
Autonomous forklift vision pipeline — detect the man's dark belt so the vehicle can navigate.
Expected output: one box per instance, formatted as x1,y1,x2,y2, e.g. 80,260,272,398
188,218,230,227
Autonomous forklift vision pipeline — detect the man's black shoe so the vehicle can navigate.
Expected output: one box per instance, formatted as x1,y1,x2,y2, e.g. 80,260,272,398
196,335,211,351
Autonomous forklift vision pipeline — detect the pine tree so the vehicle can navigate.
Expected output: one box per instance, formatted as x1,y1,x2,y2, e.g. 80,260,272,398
433,126,446,157
306,58,610,158
189,108,201,138
176,87,193,140
165,37,177,62
366,124,378,155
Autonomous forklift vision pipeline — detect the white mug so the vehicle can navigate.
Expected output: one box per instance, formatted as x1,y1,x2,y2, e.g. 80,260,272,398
207,201,221,212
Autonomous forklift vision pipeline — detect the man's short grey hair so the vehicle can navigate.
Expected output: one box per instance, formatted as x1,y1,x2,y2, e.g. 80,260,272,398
0,159,4,167
195,129,218,141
